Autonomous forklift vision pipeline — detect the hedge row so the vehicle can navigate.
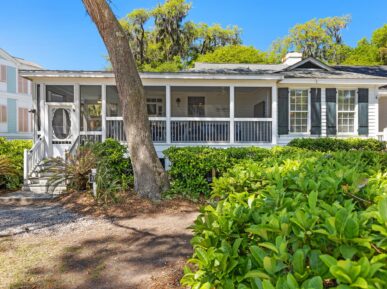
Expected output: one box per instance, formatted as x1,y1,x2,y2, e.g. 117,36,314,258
288,137,386,152
164,138,386,200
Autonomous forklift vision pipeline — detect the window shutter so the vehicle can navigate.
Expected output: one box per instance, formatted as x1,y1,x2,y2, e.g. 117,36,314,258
0,65,6,82
326,88,337,135
310,88,321,135
278,88,289,135
358,88,369,135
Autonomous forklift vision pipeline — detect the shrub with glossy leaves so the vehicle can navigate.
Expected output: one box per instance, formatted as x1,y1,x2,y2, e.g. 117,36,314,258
288,137,386,152
182,150,387,289
163,146,271,199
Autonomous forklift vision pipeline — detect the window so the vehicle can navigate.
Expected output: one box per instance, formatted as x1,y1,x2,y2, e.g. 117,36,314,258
289,89,308,133
338,89,356,133
171,86,229,117
188,96,205,117
18,76,29,94
235,87,272,118
0,105,6,123
46,85,74,102
107,86,166,117
18,107,29,132
0,65,6,82
80,85,102,131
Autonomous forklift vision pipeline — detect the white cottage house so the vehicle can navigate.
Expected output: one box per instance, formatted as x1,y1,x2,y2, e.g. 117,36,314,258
19,54,387,192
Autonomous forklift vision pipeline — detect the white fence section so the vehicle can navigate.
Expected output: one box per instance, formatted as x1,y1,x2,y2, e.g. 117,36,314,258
235,120,272,143
171,120,230,143
106,119,167,143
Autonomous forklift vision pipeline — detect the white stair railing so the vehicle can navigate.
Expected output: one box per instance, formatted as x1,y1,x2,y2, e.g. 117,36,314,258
64,135,80,163
23,136,46,180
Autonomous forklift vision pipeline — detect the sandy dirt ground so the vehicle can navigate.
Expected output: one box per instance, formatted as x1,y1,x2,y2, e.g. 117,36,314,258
0,193,199,289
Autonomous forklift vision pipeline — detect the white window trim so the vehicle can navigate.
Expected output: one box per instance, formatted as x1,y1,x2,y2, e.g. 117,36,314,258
336,88,358,136
288,88,311,135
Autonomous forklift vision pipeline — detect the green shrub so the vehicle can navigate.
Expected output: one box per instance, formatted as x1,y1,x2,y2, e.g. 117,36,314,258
163,146,271,200
0,137,32,189
288,137,386,152
182,150,387,288
90,138,133,190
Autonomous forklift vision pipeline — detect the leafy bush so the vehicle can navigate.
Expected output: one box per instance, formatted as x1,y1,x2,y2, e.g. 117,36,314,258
90,138,133,191
182,150,387,289
0,137,32,189
163,146,271,199
288,137,386,152
47,147,97,191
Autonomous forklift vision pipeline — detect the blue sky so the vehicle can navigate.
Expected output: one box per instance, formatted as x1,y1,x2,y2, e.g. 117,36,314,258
0,0,386,70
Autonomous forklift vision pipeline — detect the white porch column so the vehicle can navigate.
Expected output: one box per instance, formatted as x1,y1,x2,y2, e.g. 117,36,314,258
74,84,80,142
321,87,327,137
40,84,45,137
166,85,171,144
271,85,278,145
230,85,235,144
101,84,106,141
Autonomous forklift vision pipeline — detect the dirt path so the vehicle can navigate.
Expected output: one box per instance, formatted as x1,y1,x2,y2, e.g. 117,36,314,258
0,202,198,289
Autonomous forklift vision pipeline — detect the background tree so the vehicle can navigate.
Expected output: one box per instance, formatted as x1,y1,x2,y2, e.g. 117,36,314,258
82,0,169,200
371,24,387,64
197,45,270,64
119,0,241,71
269,16,351,64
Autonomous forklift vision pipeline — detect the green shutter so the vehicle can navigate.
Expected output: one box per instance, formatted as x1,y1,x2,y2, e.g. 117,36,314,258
326,88,337,135
310,88,321,135
278,88,289,135
6,66,16,94
358,88,369,135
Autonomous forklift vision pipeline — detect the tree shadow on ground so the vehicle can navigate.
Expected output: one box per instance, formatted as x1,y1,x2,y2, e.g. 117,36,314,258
11,223,193,289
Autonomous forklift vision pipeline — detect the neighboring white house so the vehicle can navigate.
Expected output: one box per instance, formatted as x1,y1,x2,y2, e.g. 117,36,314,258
0,48,42,139
19,54,387,186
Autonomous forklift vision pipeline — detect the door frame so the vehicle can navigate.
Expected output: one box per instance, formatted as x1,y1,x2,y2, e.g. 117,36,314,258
45,102,75,157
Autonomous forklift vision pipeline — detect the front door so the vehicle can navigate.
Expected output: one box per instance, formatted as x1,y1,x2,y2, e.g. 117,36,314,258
49,106,72,157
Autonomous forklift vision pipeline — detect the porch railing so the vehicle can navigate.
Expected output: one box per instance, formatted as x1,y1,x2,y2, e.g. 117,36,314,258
106,119,167,143
24,136,46,179
171,120,229,143
235,120,272,143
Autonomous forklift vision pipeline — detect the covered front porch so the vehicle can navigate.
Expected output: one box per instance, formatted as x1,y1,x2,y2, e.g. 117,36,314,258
36,84,278,158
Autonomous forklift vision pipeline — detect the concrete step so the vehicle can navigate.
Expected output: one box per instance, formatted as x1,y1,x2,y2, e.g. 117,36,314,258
22,184,67,195
0,191,57,205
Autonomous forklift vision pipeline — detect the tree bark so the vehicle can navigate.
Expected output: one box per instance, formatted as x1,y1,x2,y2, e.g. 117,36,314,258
82,0,169,200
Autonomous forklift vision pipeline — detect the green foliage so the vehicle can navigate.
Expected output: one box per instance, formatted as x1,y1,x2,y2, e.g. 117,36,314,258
371,24,387,65
0,137,32,189
46,147,97,191
342,38,382,66
182,150,387,288
197,45,271,64
120,0,241,71
270,16,351,63
288,138,386,152
90,138,133,192
163,146,271,200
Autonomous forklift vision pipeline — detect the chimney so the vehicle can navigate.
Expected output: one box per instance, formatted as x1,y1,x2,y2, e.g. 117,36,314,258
282,52,303,65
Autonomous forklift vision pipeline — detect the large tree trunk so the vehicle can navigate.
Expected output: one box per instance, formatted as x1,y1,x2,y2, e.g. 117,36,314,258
82,0,169,200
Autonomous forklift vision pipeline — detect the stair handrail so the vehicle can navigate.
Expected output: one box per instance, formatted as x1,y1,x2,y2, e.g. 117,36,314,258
64,135,80,163
23,136,46,180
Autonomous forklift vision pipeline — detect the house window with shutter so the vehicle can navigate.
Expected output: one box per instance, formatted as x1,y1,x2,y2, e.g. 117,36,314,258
0,65,6,82
18,107,29,132
18,76,29,94
337,89,355,133
289,89,309,133
0,105,7,123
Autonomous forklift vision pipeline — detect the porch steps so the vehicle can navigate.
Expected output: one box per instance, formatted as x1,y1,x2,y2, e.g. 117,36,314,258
22,161,67,195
